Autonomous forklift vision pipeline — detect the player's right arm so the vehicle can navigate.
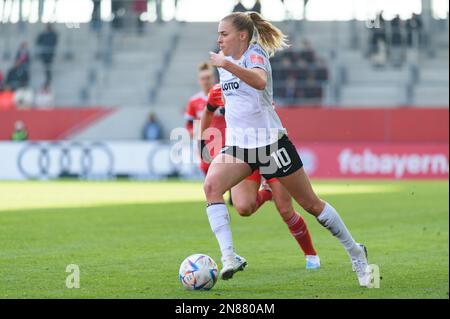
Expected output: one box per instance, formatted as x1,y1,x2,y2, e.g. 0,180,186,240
210,51,267,90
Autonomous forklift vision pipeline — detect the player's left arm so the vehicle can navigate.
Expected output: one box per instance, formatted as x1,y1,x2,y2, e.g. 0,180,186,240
209,51,267,90
200,84,224,138
198,84,224,162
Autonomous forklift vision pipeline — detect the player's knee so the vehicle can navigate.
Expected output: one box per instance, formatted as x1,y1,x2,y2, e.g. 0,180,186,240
234,203,255,217
203,178,222,199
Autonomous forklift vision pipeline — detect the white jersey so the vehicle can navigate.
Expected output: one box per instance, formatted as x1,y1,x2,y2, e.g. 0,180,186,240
218,43,286,149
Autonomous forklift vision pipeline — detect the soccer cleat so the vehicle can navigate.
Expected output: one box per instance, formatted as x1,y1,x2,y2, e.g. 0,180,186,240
220,254,247,280
305,255,321,270
351,243,370,287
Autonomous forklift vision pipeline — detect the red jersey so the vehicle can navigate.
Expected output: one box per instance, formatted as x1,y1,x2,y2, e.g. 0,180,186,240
185,90,226,175
184,90,226,137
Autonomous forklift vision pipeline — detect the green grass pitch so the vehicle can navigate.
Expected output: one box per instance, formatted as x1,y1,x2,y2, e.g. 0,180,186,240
0,180,448,299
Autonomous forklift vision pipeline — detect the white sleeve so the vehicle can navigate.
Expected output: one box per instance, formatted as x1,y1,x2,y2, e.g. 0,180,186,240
244,45,269,71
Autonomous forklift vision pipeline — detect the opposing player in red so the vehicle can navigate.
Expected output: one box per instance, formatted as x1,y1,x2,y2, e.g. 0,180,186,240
185,62,225,175
200,84,320,270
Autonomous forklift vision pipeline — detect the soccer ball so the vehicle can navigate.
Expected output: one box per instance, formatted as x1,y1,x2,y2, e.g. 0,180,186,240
179,254,218,291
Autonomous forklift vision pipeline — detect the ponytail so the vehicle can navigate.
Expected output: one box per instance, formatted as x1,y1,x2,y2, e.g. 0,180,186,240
222,12,289,57
247,12,289,57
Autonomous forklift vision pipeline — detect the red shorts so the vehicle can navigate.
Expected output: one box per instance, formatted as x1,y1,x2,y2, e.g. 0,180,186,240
245,170,278,184
200,163,278,186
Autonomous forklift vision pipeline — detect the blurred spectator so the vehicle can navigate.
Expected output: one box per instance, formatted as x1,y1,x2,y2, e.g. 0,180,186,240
36,24,58,86
272,55,291,81
0,87,15,110
272,39,328,104
390,15,405,66
406,13,423,47
233,1,247,13
112,0,126,30
91,0,102,32
34,83,54,108
134,0,148,35
299,39,316,63
15,42,30,70
6,61,29,91
390,14,403,47
251,0,262,14
142,113,162,141
11,121,28,141
315,58,329,82
3,42,31,91
369,11,386,56
391,14,402,30
294,58,309,81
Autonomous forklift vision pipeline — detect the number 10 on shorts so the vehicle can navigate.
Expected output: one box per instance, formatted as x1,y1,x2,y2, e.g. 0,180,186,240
271,148,292,169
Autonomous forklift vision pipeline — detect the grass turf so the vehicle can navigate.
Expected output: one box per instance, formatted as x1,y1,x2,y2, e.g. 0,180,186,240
0,180,448,299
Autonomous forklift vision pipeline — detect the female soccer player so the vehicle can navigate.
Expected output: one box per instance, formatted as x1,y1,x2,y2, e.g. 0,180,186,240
204,12,369,286
202,84,321,270
186,62,270,208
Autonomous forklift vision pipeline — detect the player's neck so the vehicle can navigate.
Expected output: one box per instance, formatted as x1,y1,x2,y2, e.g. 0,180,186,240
232,44,249,61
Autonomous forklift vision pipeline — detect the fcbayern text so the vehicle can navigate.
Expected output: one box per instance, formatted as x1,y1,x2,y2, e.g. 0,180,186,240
339,149,449,178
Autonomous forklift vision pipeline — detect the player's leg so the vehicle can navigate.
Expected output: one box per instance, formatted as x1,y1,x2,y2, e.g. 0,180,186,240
231,171,272,217
269,179,320,269
204,154,251,202
277,168,369,285
200,160,233,206
264,135,368,285
231,178,260,217
204,154,252,279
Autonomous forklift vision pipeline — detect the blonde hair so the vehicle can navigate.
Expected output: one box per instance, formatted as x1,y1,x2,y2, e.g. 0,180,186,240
222,11,289,57
198,61,213,72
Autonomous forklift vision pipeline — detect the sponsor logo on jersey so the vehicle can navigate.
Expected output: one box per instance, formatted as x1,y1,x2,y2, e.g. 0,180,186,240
222,81,240,91
250,54,265,65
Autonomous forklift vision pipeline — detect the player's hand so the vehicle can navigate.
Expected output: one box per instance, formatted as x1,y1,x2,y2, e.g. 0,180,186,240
199,139,212,163
207,84,224,108
209,51,226,68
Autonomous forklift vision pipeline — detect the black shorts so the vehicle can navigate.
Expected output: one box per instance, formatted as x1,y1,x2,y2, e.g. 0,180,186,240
221,135,303,180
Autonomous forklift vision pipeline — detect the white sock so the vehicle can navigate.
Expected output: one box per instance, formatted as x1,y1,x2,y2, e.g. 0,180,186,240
317,202,361,259
206,203,235,258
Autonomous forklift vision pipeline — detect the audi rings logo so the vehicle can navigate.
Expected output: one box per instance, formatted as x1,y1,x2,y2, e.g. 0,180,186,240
18,142,114,179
